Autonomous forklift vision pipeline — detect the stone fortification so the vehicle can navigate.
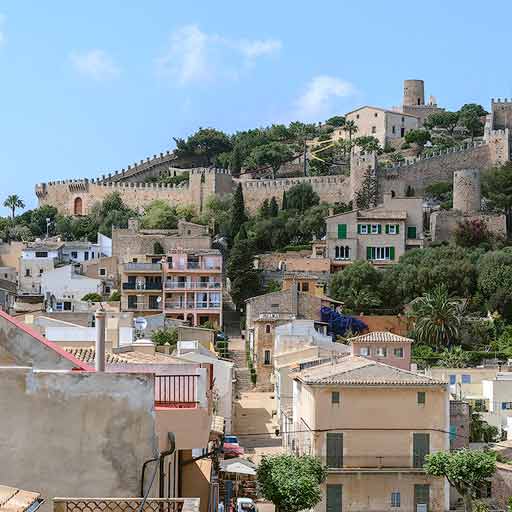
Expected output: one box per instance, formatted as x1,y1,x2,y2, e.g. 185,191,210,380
453,169,480,214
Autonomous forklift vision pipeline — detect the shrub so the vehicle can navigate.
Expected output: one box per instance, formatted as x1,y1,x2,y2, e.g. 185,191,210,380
151,327,178,347
108,290,121,302
82,292,102,302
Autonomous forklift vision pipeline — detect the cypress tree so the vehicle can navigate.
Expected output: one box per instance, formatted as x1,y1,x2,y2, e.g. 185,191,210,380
230,183,247,241
282,191,288,210
269,196,279,217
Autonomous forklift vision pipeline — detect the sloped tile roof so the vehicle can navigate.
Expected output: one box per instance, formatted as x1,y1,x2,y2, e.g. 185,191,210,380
65,347,186,365
296,355,444,386
349,331,413,344
64,347,130,364
0,485,42,512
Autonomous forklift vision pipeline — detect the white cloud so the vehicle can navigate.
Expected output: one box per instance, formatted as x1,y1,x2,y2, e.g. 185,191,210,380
295,75,355,120
156,24,282,85
70,50,120,81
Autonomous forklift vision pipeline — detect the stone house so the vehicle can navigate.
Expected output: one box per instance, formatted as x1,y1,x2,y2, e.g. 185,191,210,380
290,355,449,512
245,285,341,389
325,194,424,268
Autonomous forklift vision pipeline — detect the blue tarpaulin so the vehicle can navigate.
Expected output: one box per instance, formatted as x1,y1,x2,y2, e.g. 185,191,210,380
320,306,368,337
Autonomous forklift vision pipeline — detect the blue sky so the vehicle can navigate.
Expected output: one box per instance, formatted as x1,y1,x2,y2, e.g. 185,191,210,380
1,1,511,210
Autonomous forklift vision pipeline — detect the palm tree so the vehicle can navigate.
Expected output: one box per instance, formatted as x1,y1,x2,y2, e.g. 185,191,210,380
3,194,25,219
410,285,462,349
343,120,358,142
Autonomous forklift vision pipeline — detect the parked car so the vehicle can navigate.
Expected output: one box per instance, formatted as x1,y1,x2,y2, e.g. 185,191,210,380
223,435,244,457
236,498,256,512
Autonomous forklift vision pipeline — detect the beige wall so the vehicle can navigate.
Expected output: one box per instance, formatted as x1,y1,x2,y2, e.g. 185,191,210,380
0,242,24,271
0,368,158,510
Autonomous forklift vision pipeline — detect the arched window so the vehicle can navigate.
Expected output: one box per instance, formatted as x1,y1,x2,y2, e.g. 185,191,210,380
335,246,350,260
391,190,396,198
74,197,83,216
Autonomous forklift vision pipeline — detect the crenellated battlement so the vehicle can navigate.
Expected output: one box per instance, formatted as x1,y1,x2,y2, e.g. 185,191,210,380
491,98,512,105
238,175,346,189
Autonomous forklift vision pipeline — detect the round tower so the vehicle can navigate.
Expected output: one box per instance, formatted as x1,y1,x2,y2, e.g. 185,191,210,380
403,79,425,107
453,169,481,214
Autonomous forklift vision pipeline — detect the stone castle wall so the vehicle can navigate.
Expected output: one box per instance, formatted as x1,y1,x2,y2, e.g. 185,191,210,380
377,142,492,197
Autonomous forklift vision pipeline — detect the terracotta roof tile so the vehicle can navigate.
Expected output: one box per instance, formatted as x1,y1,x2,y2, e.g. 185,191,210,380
349,331,413,344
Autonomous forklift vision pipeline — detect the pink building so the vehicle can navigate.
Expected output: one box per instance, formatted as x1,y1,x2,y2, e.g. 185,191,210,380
349,331,412,370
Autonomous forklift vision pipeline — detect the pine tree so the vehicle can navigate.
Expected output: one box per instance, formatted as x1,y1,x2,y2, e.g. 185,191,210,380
269,196,279,217
259,199,270,218
230,183,247,242
355,169,378,209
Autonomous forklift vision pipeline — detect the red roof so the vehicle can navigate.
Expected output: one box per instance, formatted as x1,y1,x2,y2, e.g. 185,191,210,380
0,310,94,372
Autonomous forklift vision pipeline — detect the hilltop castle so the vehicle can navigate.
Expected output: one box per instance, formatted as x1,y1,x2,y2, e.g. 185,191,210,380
35,83,512,216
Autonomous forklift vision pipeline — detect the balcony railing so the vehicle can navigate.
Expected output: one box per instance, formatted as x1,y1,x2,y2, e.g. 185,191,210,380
155,374,199,407
125,301,163,311
122,282,162,290
164,301,221,310
53,497,198,512
166,263,222,271
164,280,222,289
124,262,162,272
320,455,427,470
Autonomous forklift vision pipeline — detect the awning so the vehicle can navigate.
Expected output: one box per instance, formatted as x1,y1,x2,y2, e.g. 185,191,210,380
220,458,257,476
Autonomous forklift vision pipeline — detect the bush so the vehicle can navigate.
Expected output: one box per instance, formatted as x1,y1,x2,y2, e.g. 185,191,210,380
82,292,103,302
108,291,121,302
151,327,178,347
281,244,312,252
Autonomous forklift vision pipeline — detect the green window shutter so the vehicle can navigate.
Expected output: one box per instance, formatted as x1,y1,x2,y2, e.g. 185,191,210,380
337,224,347,239
327,485,343,512
367,224,371,233
357,224,361,234
385,224,389,234
389,247,395,260
367,247,372,260
413,433,430,468
326,433,343,468
377,224,382,234
396,224,400,234
407,226,417,239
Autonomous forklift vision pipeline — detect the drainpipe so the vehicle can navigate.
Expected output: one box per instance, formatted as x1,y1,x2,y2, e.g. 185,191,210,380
159,432,176,498
95,309,106,372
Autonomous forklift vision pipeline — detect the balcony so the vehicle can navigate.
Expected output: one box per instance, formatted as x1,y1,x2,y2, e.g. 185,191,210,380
53,498,199,512
164,301,221,310
164,280,222,290
321,455,427,473
124,300,163,311
155,374,199,408
165,263,222,272
123,262,162,272
122,281,162,291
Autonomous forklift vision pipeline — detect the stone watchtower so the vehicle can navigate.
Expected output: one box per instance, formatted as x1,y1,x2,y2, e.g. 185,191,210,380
349,148,377,203
403,79,425,107
453,169,481,214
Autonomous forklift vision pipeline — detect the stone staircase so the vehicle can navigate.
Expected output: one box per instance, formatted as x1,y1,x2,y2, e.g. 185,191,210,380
222,290,241,337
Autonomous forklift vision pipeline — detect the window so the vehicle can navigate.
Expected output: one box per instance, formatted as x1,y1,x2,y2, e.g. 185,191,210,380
326,433,343,468
301,282,309,292
376,347,387,357
265,324,271,334
391,491,401,508
417,392,426,405
449,425,457,441
331,391,340,405
25,268,31,277
105,286,111,294
356,114,360,119
132,258,138,263
335,246,350,260
127,296,137,309
414,485,430,511
91,252,95,259
394,347,404,358
392,126,396,135
449,375,456,385
35,251,48,258
401,116,405,122
371,126,376,134
461,374,471,384
386,224,399,235
360,347,370,356
407,226,417,239
413,433,430,468
271,303,279,308
99,268,106,276
39,268,44,275
367,247,395,261
326,485,342,512
370,224,381,234
374,112,378,117
502,402,512,410
337,224,347,239
359,224,369,234
264,350,271,365
84,251,89,261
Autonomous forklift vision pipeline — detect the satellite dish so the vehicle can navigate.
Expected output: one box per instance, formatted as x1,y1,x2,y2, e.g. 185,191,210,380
156,296,162,303
134,317,147,330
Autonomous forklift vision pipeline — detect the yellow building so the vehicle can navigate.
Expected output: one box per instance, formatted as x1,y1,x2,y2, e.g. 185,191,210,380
291,355,449,512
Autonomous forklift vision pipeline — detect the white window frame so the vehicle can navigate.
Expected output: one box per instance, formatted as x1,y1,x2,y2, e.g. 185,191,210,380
360,224,369,234
360,347,370,356
388,224,397,235
335,246,350,260
371,224,379,234
374,247,391,260
264,349,271,365
503,402,512,410
393,347,404,358
391,491,401,508
331,391,340,405
376,347,387,357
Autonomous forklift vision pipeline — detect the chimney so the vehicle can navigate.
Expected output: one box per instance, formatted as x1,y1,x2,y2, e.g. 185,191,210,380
95,310,106,372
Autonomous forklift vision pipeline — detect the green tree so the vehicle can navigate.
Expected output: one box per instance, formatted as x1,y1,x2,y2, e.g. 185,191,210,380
284,183,320,212
108,291,121,302
141,200,177,229
354,168,378,209
424,111,459,135
245,142,295,179
458,104,486,140
200,195,232,237
424,449,496,512
3,194,25,219
410,285,463,348
354,135,381,153
257,454,327,512
342,120,358,141
173,127,233,165
151,327,178,347
81,292,103,302
269,196,279,217
230,183,247,242
325,115,346,127
455,218,495,249
282,191,288,210
438,345,470,368
482,163,512,233
470,412,500,443
404,128,431,147
226,238,260,310
330,261,382,310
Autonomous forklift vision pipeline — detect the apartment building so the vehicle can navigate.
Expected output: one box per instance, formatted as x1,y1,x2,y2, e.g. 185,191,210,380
291,355,449,512
120,249,223,328
325,194,424,268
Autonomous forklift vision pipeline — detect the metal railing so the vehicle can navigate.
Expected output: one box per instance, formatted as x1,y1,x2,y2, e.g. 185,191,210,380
164,280,221,289
125,301,163,311
53,498,190,512
123,262,162,272
319,455,427,470
122,282,162,290
164,301,221,310
155,374,199,407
